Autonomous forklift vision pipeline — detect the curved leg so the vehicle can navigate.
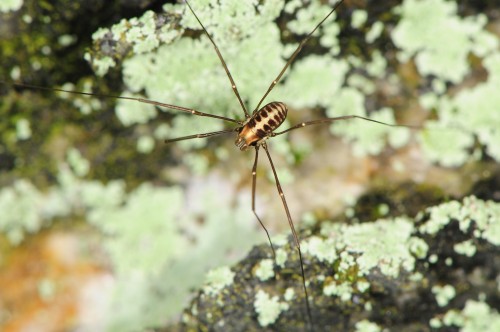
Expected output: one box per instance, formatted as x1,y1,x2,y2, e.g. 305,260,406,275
252,145,276,258
262,143,313,332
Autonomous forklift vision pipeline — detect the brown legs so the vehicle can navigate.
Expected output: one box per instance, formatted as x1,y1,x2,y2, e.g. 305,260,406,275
259,142,314,331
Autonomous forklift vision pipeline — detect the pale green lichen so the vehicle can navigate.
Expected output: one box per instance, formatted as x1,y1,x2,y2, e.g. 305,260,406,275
365,50,387,78
266,167,295,185
432,284,456,307
324,280,354,301
0,0,23,12
436,300,500,331
115,92,157,126
283,287,295,301
203,266,235,296
328,92,410,157
67,148,90,177
392,0,497,84
85,0,500,166
37,278,56,302
418,120,474,167
0,180,44,245
351,10,367,29
357,280,370,293
275,248,288,268
442,309,465,327
339,217,416,277
428,254,438,264
94,56,116,77
10,66,21,80
57,81,103,115
365,21,383,43
271,233,288,247
355,319,381,332
302,236,337,264
15,118,31,140
255,258,275,281
391,0,500,166
408,237,429,259
254,290,289,327
58,34,77,47
136,135,155,154
429,317,442,328
421,196,500,246
454,240,477,257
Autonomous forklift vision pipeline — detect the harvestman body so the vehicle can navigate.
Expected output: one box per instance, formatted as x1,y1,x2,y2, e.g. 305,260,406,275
8,0,420,330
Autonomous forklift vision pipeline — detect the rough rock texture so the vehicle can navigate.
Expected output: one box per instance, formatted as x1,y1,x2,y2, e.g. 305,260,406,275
171,192,500,332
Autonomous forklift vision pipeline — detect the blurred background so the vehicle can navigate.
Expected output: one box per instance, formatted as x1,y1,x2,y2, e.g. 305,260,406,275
0,0,499,331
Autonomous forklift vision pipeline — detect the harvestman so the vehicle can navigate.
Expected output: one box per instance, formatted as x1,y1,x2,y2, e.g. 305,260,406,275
166,0,417,330
7,0,421,330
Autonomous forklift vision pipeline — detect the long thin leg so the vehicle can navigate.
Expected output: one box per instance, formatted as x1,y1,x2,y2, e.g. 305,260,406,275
184,0,250,119
251,145,276,258
253,0,345,113
262,143,313,332
164,128,237,144
271,115,422,136
6,81,242,125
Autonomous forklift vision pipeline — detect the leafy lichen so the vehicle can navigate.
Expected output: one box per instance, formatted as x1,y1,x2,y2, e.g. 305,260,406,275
255,258,275,281
203,266,235,296
436,300,500,331
253,289,289,327
0,0,23,13
355,319,381,332
432,284,456,307
421,196,500,246
392,0,496,83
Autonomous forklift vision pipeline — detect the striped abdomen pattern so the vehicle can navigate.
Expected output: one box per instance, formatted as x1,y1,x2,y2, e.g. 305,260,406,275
235,102,288,150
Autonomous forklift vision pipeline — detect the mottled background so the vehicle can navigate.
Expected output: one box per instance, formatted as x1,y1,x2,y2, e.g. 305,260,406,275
0,0,499,331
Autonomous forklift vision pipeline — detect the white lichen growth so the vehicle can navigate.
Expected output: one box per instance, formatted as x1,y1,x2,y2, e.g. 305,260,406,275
421,196,500,246
57,81,102,115
284,287,295,301
254,290,289,327
365,21,384,43
67,148,90,177
351,10,368,29
432,284,456,307
454,240,477,257
255,259,275,281
435,300,500,331
324,281,354,301
339,217,416,277
203,266,235,296
275,248,288,268
0,0,23,12
428,254,438,264
408,237,429,259
0,180,44,244
357,280,370,293
15,118,31,140
303,236,337,264
355,319,382,332
136,135,155,154
115,92,157,126
392,0,497,83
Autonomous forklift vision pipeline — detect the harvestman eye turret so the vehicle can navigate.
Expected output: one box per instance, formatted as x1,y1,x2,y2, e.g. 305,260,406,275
6,0,422,330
